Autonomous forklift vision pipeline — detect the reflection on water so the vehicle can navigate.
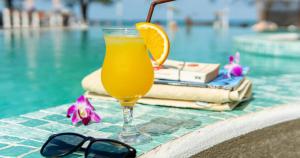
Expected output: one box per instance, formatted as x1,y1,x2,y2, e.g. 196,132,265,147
0,26,300,118
0,28,105,118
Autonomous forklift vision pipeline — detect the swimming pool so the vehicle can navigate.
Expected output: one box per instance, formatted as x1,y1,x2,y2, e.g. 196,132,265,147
1,26,300,118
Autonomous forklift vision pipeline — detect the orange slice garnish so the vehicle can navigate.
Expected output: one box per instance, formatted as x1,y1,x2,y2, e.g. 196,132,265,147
136,22,170,66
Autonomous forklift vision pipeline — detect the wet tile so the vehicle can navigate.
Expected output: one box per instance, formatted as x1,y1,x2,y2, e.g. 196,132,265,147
0,116,29,124
42,114,70,124
0,124,51,141
0,136,24,144
21,119,49,127
100,125,122,133
22,151,42,158
135,140,161,154
0,146,33,157
101,117,122,124
21,111,51,119
0,143,8,149
38,123,72,133
152,135,175,144
194,116,220,125
20,140,43,148
208,112,236,120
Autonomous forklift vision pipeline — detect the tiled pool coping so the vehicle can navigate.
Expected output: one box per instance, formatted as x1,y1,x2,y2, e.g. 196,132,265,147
0,98,299,158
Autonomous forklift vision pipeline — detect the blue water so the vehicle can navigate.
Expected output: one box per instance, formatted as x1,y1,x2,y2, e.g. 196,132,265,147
1,26,300,118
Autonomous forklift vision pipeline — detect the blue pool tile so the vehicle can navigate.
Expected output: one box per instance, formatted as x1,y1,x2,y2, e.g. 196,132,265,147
135,141,161,155
226,109,250,116
0,146,33,157
21,119,49,127
0,143,8,149
172,128,193,138
38,123,72,133
101,117,122,124
23,151,43,158
152,135,175,144
0,136,24,144
20,140,43,148
42,114,70,124
0,121,8,127
195,116,220,125
100,125,122,133
208,112,236,120
0,116,29,124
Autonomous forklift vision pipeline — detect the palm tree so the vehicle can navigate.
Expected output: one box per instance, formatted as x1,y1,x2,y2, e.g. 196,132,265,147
4,0,14,10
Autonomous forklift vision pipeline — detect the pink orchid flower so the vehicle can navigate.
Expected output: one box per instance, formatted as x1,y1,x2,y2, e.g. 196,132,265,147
67,95,101,125
224,52,243,78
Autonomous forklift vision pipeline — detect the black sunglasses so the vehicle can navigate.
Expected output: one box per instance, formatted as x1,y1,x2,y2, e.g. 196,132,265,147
40,132,136,158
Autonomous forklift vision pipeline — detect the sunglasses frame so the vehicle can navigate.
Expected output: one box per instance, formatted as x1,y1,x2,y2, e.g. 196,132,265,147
40,132,136,158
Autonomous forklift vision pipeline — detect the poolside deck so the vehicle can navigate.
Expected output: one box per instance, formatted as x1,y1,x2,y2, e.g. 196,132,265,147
0,74,300,157
0,98,299,158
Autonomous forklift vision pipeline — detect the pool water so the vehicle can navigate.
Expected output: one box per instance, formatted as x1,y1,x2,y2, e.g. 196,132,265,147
1,26,300,118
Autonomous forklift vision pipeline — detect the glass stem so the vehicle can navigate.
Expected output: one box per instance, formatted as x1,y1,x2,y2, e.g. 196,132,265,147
121,106,138,136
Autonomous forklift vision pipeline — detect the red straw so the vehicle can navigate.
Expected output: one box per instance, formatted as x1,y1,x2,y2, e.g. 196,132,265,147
146,0,175,22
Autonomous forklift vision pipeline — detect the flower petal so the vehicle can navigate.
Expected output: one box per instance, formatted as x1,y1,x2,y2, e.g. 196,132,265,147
232,66,243,76
90,112,101,123
82,117,91,125
86,99,95,110
67,105,77,118
76,95,85,104
71,110,81,125
229,56,234,64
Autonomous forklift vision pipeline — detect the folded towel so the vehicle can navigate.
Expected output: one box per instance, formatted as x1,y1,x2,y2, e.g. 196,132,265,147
82,69,252,104
85,91,252,111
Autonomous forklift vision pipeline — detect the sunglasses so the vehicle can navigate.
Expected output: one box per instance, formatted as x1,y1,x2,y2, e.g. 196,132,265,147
40,132,136,158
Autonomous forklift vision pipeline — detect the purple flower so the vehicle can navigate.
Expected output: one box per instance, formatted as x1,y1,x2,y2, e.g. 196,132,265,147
67,95,101,126
224,52,244,78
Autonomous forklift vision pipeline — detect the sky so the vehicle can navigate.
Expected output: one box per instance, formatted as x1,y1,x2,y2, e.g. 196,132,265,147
0,0,258,21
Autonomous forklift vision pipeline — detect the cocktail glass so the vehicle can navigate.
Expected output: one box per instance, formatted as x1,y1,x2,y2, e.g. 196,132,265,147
101,28,154,145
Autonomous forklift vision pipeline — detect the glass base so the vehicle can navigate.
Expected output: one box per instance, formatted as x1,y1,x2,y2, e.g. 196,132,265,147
119,131,151,145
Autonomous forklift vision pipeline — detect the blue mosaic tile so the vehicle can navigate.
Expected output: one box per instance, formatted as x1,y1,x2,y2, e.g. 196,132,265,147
42,114,70,124
0,143,8,149
172,128,193,138
0,116,29,124
0,136,24,144
23,151,42,158
194,116,220,125
0,122,8,127
0,146,32,157
101,117,122,124
0,124,51,141
20,140,43,148
21,111,51,119
152,135,175,144
100,125,122,133
135,140,161,155
21,119,49,127
225,109,250,116
208,112,236,120
0,91,295,158
37,123,72,133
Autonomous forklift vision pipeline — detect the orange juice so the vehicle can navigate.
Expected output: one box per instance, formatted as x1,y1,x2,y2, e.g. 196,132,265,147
101,35,154,106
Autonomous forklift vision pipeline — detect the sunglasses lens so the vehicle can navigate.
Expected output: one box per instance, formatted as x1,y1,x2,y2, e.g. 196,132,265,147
87,141,134,158
41,134,84,157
